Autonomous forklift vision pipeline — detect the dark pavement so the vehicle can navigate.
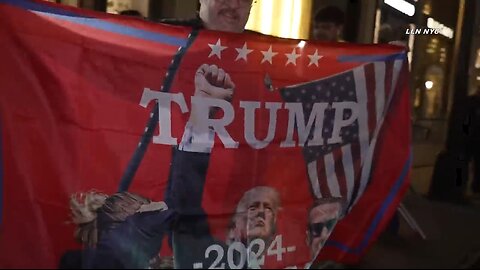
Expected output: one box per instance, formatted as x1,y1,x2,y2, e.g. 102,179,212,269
354,192,480,269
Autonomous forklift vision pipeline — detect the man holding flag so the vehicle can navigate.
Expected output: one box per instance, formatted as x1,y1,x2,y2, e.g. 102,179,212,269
0,0,412,269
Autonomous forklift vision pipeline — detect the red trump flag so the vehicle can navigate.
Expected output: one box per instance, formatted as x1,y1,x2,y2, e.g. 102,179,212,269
0,0,411,268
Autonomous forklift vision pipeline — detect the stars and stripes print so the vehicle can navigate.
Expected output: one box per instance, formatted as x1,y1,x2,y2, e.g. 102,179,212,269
280,59,404,211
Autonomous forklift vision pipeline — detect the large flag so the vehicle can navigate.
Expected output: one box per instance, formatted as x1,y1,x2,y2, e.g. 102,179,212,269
0,0,411,268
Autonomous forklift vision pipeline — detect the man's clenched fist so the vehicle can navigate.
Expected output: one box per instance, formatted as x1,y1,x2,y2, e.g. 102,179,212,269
180,64,237,152
194,64,235,102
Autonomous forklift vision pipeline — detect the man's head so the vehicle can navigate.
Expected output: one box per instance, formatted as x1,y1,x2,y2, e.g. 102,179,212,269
306,197,344,259
199,0,254,33
311,6,345,42
235,186,281,242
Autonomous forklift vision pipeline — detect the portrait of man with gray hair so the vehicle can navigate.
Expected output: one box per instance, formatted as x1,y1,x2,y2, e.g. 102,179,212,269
227,186,281,247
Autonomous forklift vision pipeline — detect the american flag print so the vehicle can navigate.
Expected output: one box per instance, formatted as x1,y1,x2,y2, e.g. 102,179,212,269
280,59,404,210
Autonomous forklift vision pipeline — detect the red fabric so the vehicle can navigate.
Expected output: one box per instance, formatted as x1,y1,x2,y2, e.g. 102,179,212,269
0,1,410,268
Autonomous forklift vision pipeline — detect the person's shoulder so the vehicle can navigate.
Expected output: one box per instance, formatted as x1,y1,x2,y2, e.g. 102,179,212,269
158,17,204,29
242,29,279,40
156,18,267,37
244,29,263,35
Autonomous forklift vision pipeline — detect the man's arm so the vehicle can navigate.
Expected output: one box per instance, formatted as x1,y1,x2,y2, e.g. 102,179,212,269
167,63,235,219
169,146,211,219
167,63,235,233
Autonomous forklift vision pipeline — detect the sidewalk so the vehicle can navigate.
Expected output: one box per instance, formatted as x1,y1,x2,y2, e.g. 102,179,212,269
355,193,480,269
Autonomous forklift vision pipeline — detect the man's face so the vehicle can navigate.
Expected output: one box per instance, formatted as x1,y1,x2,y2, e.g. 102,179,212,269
312,22,342,42
246,191,277,241
307,202,341,259
199,0,253,33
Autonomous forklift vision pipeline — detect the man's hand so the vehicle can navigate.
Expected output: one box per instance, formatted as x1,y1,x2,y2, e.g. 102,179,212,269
194,64,235,102
181,64,236,152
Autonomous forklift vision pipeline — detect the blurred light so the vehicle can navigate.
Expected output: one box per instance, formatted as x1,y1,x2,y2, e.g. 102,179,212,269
246,0,312,39
477,76,480,81
414,88,421,107
260,0,273,34
297,41,306,48
407,24,415,70
373,8,382,43
280,0,294,38
384,0,415,16
475,49,480,68
290,0,303,38
423,4,431,15
425,81,434,89
427,18,454,39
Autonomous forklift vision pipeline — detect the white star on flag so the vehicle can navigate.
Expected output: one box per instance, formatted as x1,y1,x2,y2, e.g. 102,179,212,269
208,38,227,59
261,45,278,64
235,42,253,62
285,48,301,66
308,49,323,67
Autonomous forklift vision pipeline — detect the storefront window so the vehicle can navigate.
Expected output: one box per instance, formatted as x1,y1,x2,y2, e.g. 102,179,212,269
246,0,312,39
421,64,444,118
412,33,454,120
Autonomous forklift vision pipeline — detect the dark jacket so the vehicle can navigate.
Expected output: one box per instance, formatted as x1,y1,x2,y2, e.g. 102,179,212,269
168,149,247,269
82,209,176,269
160,17,205,30
159,16,263,35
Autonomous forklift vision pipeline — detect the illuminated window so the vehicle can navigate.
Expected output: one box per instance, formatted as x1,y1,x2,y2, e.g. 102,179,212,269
246,0,313,39
475,49,480,69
